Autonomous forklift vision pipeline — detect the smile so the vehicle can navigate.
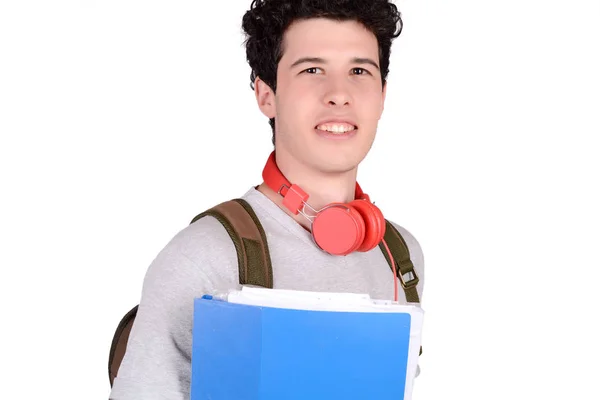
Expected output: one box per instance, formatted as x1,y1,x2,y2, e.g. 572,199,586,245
315,122,357,134
314,122,358,140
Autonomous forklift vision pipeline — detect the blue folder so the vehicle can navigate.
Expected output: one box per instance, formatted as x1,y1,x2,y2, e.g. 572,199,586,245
190,294,417,400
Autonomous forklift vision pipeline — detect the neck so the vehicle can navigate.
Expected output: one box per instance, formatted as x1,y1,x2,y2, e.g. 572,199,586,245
257,150,358,230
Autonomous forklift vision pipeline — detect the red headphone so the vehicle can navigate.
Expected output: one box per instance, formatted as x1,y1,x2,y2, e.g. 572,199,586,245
262,151,387,256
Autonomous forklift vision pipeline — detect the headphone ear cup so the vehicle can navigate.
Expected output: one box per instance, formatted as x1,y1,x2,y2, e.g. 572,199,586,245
348,200,386,252
312,204,366,256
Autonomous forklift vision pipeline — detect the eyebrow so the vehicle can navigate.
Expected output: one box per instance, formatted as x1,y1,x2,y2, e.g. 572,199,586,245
290,56,380,70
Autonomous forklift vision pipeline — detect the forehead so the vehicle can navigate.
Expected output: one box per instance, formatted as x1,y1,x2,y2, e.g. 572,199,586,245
280,18,379,63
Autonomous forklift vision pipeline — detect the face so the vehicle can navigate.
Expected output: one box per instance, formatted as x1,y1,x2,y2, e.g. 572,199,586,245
255,18,386,176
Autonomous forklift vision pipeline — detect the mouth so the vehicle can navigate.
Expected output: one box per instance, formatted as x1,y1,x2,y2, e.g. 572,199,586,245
314,121,358,139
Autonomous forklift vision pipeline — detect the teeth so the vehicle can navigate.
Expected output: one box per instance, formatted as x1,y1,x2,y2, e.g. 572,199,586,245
316,124,356,133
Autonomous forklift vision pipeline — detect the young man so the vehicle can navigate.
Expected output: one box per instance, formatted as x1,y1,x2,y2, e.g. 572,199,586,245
109,1,425,399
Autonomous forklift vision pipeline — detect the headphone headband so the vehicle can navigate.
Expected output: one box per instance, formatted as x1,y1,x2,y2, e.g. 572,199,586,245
262,151,368,215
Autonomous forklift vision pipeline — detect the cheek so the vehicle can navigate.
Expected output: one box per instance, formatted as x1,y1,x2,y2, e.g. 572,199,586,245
289,82,315,103
281,86,315,117
358,97,383,122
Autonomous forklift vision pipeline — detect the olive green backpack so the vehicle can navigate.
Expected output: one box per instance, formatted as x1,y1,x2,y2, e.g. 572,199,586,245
108,198,421,386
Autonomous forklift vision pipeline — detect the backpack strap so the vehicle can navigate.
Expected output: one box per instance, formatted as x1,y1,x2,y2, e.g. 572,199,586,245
108,304,138,387
378,220,420,304
378,219,423,356
190,198,274,289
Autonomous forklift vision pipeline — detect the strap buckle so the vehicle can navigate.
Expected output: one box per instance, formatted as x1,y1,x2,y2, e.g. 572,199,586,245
398,262,419,289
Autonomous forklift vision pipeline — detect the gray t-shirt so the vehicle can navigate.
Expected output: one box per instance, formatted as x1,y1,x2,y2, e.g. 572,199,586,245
109,186,425,400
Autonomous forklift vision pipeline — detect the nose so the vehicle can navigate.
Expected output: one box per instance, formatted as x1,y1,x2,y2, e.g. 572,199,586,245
323,79,351,107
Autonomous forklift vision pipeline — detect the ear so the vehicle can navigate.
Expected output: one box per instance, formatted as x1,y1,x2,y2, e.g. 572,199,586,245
254,76,276,119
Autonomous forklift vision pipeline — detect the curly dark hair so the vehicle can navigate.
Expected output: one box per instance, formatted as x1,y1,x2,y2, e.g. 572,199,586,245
241,0,403,144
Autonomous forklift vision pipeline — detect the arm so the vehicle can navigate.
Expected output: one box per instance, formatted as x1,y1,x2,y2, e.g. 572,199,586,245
390,222,425,378
109,217,238,400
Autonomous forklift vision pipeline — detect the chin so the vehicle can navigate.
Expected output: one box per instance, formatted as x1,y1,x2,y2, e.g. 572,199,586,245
310,153,364,174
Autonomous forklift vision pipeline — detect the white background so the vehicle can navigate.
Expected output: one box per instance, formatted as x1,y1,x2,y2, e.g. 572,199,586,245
1,0,599,399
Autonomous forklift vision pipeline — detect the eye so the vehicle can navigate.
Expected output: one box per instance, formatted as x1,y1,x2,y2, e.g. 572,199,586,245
303,67,322,74
352,67,370,75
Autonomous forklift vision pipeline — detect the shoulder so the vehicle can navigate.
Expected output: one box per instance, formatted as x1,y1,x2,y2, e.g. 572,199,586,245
142,212,241,295
387,221,424,268
170,213,236,263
